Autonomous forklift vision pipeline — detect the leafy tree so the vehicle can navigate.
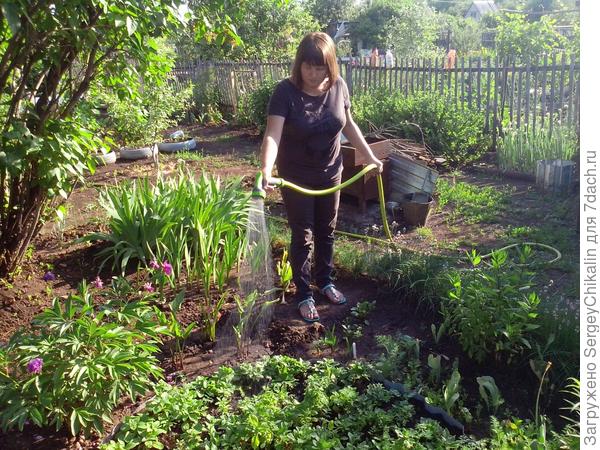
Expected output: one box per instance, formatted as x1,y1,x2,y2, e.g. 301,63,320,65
428,0,471,16
305,0,356,29
174,0,318,61
0,1,234,277
438,15,484,57
495,13,567,61
352,0,439,59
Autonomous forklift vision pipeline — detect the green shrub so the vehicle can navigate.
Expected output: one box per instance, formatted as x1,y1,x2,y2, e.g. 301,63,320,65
0,282,164,436
191,70,226,125
90,79,193,148
236,78,279,133
352,90,491,167
442,249,541,363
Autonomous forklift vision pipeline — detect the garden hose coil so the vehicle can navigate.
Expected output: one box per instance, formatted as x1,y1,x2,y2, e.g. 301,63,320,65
253,165,397,252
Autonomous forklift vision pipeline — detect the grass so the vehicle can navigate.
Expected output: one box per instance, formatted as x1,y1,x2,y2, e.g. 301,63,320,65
167,149,206,162
415,226,434,241
435,178,513,225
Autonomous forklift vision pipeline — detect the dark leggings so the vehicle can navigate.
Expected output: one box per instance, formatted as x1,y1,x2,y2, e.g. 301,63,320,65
280,183,340,301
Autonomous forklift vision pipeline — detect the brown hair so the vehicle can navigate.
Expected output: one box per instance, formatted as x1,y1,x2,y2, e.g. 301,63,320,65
290,32,339,91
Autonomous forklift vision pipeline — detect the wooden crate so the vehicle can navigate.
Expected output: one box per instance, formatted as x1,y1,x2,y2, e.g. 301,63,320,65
341,139,393,213
388,153,439,203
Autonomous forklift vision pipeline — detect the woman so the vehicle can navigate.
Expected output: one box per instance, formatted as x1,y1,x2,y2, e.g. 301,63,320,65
260,32,383,322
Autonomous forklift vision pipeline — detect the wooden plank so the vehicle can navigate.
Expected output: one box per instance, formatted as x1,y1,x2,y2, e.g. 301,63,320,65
558,52,566,126
516,65,523,128
477,57,482,110
404,58,409,95
447,56,452,94
548,52,557,137
460,57,465,109
434,57,439,94
410,58,415,95
567,55,575,127
347,61,353,96
532,60,539,132
426,58,431,92
540,54,548,129
467,57,473,109
440,58,445,95
506,58,514,123
484,57,491,132
524,61,531,129
492,57,500,150
454,57,459,106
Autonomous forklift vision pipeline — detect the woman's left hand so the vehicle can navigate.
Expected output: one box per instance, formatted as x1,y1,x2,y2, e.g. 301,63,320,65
367,155,384,173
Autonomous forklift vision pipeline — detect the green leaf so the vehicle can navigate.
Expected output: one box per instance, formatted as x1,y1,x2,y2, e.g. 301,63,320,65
126,16,137,36
29,407,44,427
70,409,81,435
1,2,21,34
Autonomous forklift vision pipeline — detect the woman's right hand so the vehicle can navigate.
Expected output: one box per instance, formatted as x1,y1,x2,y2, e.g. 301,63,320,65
262,169,276,191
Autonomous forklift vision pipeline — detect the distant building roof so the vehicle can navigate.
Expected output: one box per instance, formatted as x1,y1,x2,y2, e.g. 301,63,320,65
465,1,499,19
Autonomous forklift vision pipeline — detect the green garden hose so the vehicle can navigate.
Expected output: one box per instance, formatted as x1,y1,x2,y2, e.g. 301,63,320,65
253,165,397,251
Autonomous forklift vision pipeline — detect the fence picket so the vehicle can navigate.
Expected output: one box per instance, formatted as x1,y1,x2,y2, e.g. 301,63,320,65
548,53,558,137
567,55,575,127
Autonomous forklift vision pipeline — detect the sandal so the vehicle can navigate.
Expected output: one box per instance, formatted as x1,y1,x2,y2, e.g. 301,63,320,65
298,298,320,323
319,284,347,305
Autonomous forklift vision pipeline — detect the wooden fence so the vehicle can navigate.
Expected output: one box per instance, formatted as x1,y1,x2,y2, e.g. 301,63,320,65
172,54,579,143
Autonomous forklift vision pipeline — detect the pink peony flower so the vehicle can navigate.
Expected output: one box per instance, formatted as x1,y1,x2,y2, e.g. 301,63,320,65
149,259,160,270
143,282,155,292
161,261,173,276
27,358,43,374
91,276,103,289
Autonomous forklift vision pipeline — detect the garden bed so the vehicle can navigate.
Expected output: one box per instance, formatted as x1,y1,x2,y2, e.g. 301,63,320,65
0,124,579,449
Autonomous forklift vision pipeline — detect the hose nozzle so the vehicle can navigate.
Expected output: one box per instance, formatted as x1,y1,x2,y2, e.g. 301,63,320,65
252,172,267,199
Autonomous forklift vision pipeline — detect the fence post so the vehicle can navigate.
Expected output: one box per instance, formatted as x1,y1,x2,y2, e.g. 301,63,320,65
347,60,353,96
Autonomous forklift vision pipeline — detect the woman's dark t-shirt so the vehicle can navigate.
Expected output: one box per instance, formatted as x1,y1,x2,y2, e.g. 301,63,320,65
267,77,350,187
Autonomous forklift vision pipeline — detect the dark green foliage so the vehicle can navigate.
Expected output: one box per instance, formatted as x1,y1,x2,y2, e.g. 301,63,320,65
191,70,226,125
442,249,541,363
352,90,491,167
104,356,481,449
0,282,165,436
236,78,279,133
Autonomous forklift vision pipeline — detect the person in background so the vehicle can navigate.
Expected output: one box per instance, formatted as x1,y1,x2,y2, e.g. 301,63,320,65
259,32,383,323
385,48,395,67
444,48,457,69
370,47,379,66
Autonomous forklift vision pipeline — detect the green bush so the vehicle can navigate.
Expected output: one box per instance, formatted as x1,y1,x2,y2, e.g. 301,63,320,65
191,70,226,125
95,80,193,147
442,249,541,363
0,282,164,436
236,78,279,133
352,90,491,167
